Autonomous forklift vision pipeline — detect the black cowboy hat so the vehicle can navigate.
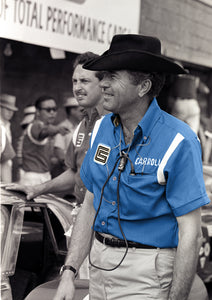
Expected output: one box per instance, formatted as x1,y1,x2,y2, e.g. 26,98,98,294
83,34,187,74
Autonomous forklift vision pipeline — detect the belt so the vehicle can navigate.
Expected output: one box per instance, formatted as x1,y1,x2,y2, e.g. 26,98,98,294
95,232,157,249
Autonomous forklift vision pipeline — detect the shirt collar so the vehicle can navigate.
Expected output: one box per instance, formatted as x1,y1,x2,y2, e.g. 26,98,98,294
112,114,121,127
111,98,162,138
138,98,162,138
84,107,100,121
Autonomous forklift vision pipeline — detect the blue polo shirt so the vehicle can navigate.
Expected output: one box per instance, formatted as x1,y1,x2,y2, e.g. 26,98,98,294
80,98,210,248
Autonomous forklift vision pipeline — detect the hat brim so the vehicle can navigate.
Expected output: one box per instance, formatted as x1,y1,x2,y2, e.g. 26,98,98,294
20,114,35,126
0,102,18,111
64,104,79,107
83,50,187,74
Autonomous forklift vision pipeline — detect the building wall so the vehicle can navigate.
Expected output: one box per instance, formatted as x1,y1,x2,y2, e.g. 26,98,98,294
139,0,212,68
139,0,212,119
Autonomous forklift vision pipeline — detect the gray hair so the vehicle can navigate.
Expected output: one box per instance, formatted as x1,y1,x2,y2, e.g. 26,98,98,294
127,71,166,99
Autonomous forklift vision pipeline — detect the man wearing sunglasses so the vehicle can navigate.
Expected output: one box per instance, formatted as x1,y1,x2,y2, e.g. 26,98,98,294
19,95,69,185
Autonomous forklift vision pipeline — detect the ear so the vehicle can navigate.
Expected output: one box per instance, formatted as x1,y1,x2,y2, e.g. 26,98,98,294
138,79,152,97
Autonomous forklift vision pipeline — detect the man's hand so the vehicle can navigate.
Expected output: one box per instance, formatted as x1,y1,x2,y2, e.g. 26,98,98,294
53,272,75,300
5,184,41,200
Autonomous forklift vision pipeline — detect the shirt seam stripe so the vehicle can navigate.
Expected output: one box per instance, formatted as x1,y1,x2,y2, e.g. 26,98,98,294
157,133,184,184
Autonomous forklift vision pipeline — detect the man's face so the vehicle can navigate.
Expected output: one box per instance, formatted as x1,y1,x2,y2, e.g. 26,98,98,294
0,107,15,122
72,64,102,109
37,99,57,124
100,70,139,114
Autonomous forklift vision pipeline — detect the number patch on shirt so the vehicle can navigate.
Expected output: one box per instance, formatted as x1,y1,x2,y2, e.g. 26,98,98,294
94,144,111,165
76,133,85,147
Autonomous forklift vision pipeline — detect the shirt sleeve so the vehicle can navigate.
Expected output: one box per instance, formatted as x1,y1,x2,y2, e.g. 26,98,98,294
166,136,210,217
30,121,45,140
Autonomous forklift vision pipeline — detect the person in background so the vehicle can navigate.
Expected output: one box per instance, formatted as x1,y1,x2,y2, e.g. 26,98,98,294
54,97,84,176
0,125,16,182
6,52,107,280
204,115,212,163
53,34,210,300
0,94,18,182
168,74,201,134
19,95,69,185
168,74,211,163
16,104,36,180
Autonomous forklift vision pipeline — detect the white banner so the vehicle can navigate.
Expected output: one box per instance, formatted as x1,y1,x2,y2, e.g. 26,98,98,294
0,0,140,53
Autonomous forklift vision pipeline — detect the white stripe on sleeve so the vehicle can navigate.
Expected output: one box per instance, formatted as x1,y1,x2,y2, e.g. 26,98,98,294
157,133,184,185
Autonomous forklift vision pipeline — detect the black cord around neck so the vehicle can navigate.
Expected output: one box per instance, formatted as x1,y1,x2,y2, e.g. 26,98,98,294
88,155,129,271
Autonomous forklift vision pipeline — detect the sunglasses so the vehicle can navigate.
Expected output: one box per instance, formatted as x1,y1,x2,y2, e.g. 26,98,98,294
40,107,57,113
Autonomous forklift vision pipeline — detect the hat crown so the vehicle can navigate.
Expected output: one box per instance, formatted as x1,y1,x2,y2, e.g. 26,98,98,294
108,34,161,55
0,93,18,111
23,106,36,114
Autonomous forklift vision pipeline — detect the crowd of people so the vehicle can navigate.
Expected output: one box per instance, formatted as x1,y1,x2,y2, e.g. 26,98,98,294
1,34,212,300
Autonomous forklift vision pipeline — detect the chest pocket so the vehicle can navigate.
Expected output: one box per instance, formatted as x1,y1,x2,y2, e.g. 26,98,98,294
121,168,164,219
127,163,160,196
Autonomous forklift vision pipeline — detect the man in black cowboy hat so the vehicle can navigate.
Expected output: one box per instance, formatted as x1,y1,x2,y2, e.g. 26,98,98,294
54,35,210,300
52,34,210,299
57,36,210,299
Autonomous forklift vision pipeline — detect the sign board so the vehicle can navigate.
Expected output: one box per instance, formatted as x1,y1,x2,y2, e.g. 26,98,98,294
0,0,140,53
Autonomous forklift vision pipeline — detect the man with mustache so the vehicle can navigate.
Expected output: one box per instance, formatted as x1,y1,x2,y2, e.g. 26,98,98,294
7,52,106,206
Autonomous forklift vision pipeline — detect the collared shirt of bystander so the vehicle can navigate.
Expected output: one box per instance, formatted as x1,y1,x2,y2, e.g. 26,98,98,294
65,108,101,204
